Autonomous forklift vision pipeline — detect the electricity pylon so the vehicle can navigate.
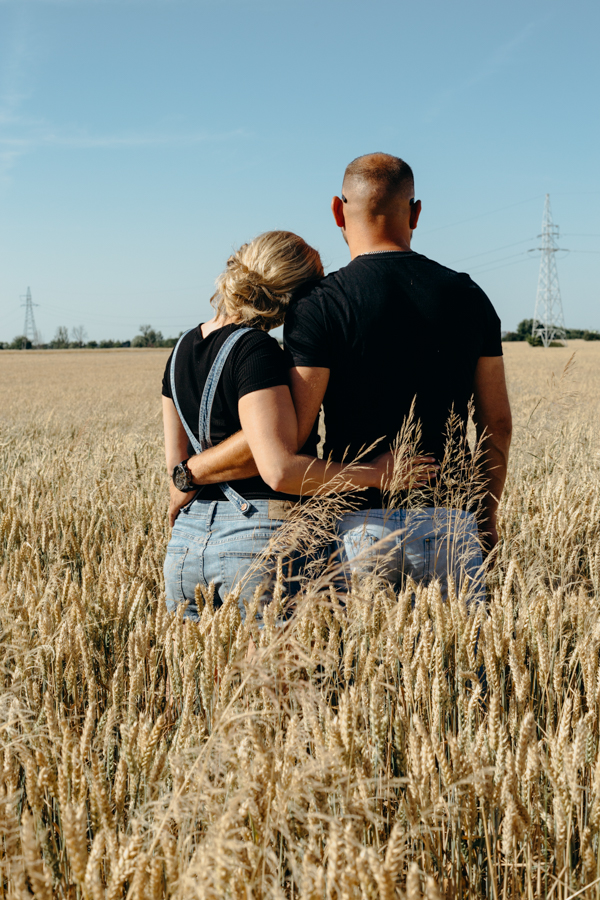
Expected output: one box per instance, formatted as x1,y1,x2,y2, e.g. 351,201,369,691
21,287,39,349
531,195,567,347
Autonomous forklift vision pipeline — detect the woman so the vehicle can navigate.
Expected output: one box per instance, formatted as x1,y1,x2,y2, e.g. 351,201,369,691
162,231,431,620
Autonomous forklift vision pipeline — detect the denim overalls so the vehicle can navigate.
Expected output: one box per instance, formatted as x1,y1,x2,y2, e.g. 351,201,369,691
163,327,293,621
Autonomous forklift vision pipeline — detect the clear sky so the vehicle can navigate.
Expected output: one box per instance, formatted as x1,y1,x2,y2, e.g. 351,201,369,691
1,0,599,345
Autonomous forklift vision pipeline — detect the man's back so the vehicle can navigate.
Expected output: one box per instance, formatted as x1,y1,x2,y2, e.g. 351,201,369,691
284,250,502,468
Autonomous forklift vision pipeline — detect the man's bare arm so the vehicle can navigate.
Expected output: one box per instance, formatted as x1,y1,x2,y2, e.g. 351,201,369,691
185,365,331,485
472,356,512,552
289,366,330,447
186,430,258,483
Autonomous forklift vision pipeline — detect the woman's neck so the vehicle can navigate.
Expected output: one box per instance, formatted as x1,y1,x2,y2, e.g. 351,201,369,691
200,315,239,339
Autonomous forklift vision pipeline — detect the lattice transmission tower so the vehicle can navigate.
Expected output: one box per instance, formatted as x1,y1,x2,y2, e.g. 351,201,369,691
532,194,567,347
20,287,39,349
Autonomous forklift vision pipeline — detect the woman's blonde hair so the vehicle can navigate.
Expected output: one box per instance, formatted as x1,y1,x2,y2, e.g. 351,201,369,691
211,231,324,330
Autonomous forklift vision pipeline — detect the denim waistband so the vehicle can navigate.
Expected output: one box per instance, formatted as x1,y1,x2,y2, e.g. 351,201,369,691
181,497,298,521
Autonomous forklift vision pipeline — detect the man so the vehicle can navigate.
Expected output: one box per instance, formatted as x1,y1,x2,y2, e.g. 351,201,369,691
177,153,512,596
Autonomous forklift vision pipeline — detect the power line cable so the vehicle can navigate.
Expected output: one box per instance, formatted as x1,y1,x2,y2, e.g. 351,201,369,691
474,256,536,276
450,237,536,264
419,194,544,236
469,251,531,272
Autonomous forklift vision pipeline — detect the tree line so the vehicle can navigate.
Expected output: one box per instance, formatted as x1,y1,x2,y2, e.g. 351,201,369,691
1,325,179,350
502,319,600,345
5,319,599,350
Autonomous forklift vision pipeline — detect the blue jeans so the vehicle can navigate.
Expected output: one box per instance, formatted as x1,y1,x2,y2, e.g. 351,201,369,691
335,507,485,604
164,498,292,621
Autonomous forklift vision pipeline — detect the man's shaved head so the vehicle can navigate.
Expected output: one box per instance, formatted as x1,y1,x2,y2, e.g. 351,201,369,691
342,152,414,216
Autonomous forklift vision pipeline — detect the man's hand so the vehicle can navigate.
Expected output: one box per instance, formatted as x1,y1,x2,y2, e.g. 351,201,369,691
478,512,499,557
168,482,197,528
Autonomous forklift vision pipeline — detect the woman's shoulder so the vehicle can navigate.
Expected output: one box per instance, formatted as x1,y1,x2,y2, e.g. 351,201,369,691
231,326,284,356
227,327,288,396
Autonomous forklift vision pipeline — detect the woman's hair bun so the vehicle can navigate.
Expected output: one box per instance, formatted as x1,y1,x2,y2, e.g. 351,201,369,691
211,231,323,330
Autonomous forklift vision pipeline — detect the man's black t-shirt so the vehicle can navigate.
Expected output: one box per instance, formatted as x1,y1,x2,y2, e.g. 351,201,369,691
162,323,294,501
284,250,502,504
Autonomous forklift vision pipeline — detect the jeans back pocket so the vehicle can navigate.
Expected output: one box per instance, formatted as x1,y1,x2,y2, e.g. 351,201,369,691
164,546,188,604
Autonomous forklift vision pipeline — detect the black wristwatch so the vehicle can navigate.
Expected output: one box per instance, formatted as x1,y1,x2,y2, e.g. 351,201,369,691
172,458,196,493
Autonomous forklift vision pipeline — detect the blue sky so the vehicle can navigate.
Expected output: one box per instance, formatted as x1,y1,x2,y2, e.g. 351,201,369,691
1,0,599,344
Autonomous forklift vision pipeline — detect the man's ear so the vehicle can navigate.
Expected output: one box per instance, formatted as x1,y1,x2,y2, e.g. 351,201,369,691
409,199,422,230
331,195,346,228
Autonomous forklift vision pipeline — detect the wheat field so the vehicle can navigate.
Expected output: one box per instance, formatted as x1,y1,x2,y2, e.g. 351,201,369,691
1,341,599,899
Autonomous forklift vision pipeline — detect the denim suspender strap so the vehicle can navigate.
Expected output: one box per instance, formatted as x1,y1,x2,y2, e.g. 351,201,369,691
170,329,201,453
198,328,254,514
198,328,252,449
169,327,255,516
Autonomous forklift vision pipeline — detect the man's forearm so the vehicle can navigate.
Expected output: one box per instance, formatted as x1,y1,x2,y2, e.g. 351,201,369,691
472,356,513,550
186,431,259,484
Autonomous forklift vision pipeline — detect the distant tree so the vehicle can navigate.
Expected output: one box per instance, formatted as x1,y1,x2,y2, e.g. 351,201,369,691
517,319,534,339
51,326,70,349
86,340,98,349
132,324,164,348
504,321,600,343
503,319,598,345
502,319,535,342
72,325,88,347
10,335,31,349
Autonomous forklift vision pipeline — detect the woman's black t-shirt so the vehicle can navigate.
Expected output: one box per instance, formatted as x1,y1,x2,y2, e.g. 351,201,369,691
162,323,294,501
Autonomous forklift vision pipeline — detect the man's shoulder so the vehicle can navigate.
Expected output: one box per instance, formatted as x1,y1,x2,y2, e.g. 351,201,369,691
293,268,346,303
313,252,484,292
409,252,479,283
411,254,494,305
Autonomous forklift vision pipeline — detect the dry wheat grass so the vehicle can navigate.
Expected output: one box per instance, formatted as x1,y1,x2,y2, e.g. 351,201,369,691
0,344,599,899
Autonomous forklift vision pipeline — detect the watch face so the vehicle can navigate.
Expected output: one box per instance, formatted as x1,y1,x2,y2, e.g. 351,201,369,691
173,463,190,492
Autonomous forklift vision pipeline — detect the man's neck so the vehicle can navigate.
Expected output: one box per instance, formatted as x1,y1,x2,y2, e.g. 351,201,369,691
347,234,412,260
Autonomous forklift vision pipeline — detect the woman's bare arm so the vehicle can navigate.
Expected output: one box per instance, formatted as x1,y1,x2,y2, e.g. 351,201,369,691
163,396,191,473
184,366,331,486
162,396,199,526
164,389,435,517
238,385,435,496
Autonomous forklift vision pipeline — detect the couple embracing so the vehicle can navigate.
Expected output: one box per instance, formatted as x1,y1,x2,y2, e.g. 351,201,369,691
162,153,512,620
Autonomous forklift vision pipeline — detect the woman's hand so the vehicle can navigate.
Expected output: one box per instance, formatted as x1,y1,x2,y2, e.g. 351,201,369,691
372,451,439,492
169,482,198,528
